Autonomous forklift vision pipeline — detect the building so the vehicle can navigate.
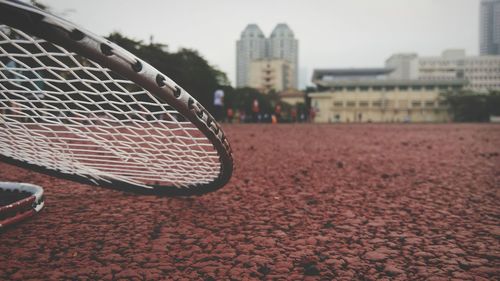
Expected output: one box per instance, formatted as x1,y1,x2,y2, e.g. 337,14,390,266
309,68,466,123
236,24,267,88
385,53,418,80
417,50,500,92
248,59,293,92
268,24,299,89
385,49,500,92
480,0,500,55
417,49,468,82
313,68,393,83
236,23,298,90
279,89,305,106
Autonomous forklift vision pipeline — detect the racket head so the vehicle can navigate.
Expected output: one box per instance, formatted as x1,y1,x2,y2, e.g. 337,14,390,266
0,0,233,196
0,182,44,229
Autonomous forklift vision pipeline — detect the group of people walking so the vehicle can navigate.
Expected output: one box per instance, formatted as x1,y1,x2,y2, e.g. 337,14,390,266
212,89,316,124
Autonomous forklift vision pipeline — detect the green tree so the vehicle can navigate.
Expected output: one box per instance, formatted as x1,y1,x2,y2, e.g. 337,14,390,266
443,90,500,122
106,32,227,113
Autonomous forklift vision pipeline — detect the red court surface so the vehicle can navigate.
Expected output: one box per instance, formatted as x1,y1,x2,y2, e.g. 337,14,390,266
1,124,499,280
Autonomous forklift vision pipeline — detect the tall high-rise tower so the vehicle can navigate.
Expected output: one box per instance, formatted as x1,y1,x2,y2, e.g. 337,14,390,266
236,23,299,90
236,24,267,88
268,24,299,89
480,0,500,55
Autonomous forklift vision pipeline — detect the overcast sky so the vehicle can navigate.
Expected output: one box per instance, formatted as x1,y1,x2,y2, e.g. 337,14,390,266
38,0,480,88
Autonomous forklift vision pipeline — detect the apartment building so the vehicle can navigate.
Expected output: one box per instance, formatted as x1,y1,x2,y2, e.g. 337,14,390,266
236,23,298,90
385,49,500,92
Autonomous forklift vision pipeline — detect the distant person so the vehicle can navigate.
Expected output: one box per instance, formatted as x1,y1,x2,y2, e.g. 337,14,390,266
251,99,259,123
239,109,246,123
290,107,297,123
8,100,22,121
213,89,224,122
309,107,316,123
226,108,234,123
3,60,22,120
234,109,240,123
5,59,46,122
274,104,282,123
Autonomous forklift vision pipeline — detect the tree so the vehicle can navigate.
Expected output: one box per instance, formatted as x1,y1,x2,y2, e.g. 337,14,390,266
106,32,227,113
442,90,500,122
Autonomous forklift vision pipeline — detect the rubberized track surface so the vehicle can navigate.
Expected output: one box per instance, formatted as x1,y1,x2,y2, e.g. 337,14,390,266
1,124,499,280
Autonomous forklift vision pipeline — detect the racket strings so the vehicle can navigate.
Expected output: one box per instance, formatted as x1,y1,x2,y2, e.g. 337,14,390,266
0,26,221,189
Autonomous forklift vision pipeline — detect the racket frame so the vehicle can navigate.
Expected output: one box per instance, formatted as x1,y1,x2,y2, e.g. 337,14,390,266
0,182,44,229
0,0,233,196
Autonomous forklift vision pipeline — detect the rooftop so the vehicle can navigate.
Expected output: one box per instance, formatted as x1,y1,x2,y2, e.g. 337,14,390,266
312,68,394,81
279,89,304,98
270,23,294,37
313,78,468,88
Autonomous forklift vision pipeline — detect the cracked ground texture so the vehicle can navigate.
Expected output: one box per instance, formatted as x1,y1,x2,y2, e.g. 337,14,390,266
0,124,499,280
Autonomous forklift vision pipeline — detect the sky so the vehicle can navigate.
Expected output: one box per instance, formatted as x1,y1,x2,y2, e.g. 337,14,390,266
37,0,480,88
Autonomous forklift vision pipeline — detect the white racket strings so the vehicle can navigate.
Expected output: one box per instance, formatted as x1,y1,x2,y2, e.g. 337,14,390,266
0,26,222,189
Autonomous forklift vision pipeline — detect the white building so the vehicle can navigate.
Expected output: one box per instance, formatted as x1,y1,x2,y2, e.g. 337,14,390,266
385,49,500,92
268,24,298,89
236,23,298,89
386,53,418,80
236,24,267,88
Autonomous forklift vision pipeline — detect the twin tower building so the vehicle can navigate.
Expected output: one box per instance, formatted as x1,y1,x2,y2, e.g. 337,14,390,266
236,24,298,92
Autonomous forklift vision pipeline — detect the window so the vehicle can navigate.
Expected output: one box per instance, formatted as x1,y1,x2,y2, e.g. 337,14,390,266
372,86,382,91
411,101,421,107
346,86,356,92
385,86,395,91
346,101,356,107
333,101,343,107
399,85,409,91
411,85,422,91
372,101,382,107
425,101,435,108
359,101,369,107
359,86,369,91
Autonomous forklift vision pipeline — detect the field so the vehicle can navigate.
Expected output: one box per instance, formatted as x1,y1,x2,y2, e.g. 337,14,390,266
0,124,499,280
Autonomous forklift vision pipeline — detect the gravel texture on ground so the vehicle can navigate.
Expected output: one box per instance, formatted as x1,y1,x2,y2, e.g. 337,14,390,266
0,124,499,280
